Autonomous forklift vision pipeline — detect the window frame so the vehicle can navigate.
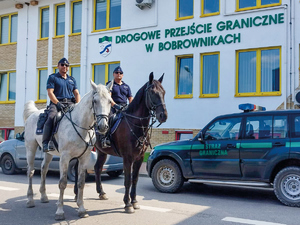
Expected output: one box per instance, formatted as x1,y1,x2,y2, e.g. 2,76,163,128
54,3,65,38
0,12,18,45
175,54,193,99
0,128,14,143
69,65,81,91
200,52,220,98
176,0,194,21
236,0,281,11
36,68,48,103
92,61,120,84
0,71,16,104
235,46,281,97
39,6,50,40
201,0,220,17
70,0,82,36
93,0,121,32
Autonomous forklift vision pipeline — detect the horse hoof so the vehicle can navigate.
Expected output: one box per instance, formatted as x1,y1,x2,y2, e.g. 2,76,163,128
99,194,108,200
41,196,49,203
124,206,135,213
78,211,89,218
55,213,65,221
132,203,140,209
26,201,35,208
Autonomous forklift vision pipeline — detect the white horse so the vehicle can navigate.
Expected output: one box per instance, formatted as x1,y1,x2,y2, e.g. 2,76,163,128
23,80,112,220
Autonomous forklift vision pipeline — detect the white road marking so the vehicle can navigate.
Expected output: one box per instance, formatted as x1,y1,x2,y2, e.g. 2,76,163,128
222,217,286,225
47,193,79,200
0,186,19,191
120,205,172,212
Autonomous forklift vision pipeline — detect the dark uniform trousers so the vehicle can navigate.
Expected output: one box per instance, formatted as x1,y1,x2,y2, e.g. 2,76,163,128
42,101,74,144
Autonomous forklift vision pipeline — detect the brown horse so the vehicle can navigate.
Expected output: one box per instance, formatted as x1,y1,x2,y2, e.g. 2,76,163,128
74,72,167,213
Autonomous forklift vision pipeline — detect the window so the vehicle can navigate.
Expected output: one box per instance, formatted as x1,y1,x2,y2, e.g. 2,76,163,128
40,6,49,39
71,1,82,34
55,3,65,37
175,131,193,140
37,68,47,102
0,128,14,142
273,116,287,139
245,116,272,139
93,62,120,85
237,0,281,11
236,47,281,97
0,71,16,103
94,0,121,32
201,0,219,17
200,52,219,98
175,55,193,98
0,13,18,44
70,66,81,91
292,116,300,138
177,0,193,20
204,117,242,140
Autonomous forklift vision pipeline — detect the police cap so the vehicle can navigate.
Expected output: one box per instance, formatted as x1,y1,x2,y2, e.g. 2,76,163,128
58,58,69,66
113,66,123,74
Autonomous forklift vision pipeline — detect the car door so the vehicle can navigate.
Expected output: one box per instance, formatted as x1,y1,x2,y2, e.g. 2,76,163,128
240,114,290,180
191,116,242,178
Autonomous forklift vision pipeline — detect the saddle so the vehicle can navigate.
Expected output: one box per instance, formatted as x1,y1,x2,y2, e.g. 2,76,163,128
35,108,66,135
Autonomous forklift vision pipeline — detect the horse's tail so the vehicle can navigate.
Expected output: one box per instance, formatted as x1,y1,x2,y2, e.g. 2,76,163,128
23,100,39,122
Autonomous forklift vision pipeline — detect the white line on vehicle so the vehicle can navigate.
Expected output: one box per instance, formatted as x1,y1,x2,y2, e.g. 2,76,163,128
0,186,19,191
222,217,286,225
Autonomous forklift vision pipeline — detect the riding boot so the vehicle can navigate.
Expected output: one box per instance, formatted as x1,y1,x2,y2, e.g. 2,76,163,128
42,104,57,152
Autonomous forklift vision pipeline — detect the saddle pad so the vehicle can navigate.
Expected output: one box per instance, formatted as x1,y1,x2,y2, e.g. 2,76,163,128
36,110,49,135
110,113,123,135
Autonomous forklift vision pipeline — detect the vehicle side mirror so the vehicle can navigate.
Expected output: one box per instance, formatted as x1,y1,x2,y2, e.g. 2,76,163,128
198,131,204,143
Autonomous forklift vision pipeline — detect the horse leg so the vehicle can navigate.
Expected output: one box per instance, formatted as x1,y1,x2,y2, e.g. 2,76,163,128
76,154,89,218
55,155,69,221
26,141,38,208
73,159,78,201
40,153,53,203
94,151,108,200
123,159,134,213
130,157,143,210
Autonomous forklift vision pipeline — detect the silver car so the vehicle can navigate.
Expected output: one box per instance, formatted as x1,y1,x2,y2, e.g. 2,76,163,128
0,132,123,181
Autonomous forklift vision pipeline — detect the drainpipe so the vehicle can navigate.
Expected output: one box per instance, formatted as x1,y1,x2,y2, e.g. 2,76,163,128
290,0,296,109
24,2,30,103
82,0,89,93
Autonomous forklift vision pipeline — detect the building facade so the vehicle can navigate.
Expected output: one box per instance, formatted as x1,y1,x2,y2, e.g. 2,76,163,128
0,0,299,146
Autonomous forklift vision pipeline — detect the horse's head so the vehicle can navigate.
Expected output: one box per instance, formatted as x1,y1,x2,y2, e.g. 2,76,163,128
145,72,168,124
90,80,113,134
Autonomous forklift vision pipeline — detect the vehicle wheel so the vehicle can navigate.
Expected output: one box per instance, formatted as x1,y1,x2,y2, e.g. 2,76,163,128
1,154,17,175
67,159,89,182
274,167,300,207
151,159,184,193
107,170,123,177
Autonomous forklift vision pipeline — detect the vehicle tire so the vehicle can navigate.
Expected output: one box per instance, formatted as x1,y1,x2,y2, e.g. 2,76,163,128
274,166,300,207
151,159,184,193
107,170,123,177
67,159,89,182
1,154,17,175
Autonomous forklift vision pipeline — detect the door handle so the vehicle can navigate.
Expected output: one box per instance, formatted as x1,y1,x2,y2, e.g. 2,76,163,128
273,142,285,147
227,144,236,149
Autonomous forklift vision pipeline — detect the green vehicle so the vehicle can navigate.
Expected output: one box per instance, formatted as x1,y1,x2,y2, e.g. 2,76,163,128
147,104,300,207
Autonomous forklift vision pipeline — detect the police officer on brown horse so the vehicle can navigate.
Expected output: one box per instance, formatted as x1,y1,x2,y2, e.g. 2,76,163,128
101,66,133,148
42,58,81,152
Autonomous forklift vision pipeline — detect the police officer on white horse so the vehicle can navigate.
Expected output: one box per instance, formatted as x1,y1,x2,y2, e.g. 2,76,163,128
42,58,81,152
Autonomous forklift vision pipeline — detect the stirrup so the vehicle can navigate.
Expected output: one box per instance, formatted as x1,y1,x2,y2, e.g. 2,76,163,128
101,138,111,148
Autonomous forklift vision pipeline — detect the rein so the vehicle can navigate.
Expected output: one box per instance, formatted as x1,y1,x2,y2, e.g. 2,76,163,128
62,91,108,158
122,82,164,149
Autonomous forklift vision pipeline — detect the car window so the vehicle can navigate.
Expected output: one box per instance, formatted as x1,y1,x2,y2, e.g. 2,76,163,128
204,117,242,140
0,130,4,142
292,116,300,138
245,116,272,139
273,116,287,138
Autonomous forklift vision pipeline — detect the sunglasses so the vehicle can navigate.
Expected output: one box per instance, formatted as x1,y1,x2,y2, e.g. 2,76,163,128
60,63,69,67
115,72,123,74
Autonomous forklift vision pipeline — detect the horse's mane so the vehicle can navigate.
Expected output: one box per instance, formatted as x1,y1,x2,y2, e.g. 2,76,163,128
125,82,148,114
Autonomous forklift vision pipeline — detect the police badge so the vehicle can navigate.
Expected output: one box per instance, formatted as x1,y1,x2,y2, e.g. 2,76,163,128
99,36,112,57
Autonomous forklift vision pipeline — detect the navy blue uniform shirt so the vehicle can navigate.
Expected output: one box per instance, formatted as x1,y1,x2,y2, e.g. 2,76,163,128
46,73,78,100
107,81,132,105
